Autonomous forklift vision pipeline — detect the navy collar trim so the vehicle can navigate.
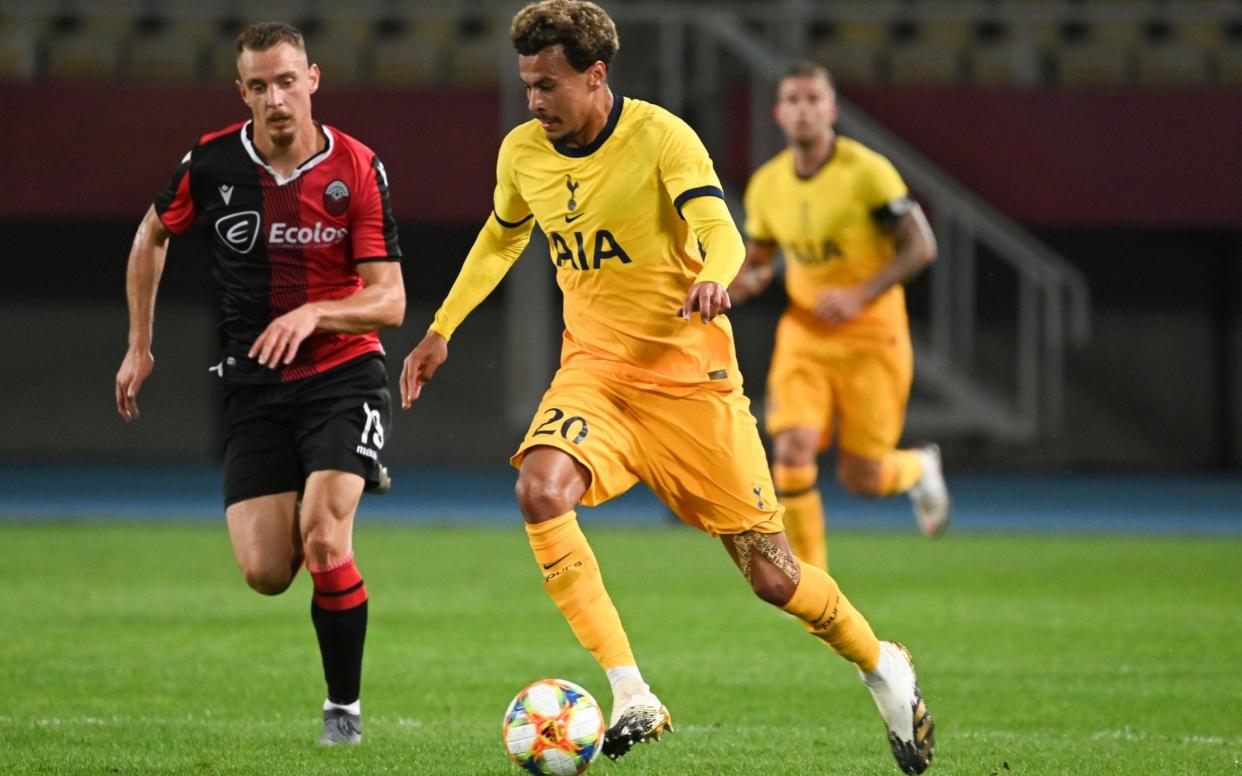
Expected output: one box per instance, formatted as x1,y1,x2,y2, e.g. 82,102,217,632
794,136,837,181
554,94,624,158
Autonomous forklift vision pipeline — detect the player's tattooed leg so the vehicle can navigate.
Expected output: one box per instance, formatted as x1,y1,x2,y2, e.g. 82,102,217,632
729,530,801,586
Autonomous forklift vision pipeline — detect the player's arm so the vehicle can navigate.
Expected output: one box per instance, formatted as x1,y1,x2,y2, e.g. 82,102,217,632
867,200,937,298
815,200,937,326
727,239,778,305
248,261,406,368
660,117,754,322
116,205,173,421
399,213,533,407
729,170,778,305
678,194,745,322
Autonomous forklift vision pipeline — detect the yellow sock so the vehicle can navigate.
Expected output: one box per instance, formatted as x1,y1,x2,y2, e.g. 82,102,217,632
781,560,881,672
773,463,827,571
525,511,635,671
877,449,924,496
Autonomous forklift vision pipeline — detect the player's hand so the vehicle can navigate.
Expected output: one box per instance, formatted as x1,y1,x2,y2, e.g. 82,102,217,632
814,285,870,326
249,305,320,368
116,348,154,421
400,331,448,408
679,281,732,323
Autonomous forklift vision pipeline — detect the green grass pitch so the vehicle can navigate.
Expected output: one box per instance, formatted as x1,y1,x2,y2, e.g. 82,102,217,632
2,522,1239,775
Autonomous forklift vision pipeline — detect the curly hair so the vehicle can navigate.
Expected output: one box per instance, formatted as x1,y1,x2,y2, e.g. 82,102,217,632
236,21,305,55
510,0,620,72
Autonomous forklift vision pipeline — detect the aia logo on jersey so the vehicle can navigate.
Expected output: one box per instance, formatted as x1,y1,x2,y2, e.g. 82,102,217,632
323,180,350,216
548,229,631,271
214,211,261,254
790,239,843,266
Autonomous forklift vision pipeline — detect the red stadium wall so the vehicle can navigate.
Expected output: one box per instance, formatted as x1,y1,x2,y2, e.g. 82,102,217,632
725,86,1242,228
0,83,500,222
841,87,1242,228
2,83,1240,227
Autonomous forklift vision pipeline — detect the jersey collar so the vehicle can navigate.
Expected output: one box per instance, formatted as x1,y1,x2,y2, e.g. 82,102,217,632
794,135,837,181
240,120,335,185
553,94,624,158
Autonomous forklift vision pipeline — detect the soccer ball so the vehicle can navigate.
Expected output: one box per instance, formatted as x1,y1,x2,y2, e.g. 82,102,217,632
502,678,606,776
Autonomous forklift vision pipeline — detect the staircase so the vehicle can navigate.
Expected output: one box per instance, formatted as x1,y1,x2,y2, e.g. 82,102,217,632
498,3,1090,444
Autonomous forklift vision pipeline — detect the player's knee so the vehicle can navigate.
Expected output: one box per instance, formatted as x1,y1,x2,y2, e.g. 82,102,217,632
241,565,294,596
515,473,576,523
774,431,818,468
749,567,796,607
837,459,884,497
301,523,351,568
775,449,814,469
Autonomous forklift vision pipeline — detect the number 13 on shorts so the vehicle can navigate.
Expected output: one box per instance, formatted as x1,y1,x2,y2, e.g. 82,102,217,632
361,401,385,449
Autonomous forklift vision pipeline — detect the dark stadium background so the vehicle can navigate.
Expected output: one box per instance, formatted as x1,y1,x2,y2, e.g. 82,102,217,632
1,0,1239,522
3,4,1241,774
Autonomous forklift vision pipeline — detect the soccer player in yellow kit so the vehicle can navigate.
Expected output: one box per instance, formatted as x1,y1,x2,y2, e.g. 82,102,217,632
730,62,951,573
401,4,934,772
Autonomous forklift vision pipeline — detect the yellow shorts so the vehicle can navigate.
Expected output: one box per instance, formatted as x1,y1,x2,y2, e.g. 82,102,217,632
765,310,913,460
511,367,783,536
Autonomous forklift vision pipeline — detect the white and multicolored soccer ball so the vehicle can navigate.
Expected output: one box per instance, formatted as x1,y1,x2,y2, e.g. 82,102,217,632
502,678,605,776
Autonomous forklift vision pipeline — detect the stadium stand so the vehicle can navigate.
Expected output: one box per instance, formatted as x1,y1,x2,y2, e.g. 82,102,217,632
0,17,36,79
370,19,445,87
124,21,203,83
1136,35,1212,83
3,1,1241,87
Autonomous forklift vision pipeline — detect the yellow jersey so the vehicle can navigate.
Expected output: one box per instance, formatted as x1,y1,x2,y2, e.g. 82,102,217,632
492,96,742,389
744,136,910,335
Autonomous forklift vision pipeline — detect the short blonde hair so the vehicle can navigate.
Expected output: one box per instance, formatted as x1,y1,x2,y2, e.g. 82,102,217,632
784,60,835,90
236,21,305,56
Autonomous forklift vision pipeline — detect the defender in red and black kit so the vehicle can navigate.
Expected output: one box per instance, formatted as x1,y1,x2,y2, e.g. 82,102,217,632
115,22,404,746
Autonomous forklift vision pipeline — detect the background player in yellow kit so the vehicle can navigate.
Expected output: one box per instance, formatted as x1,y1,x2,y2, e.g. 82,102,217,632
730,62,951,572
400,4,934,772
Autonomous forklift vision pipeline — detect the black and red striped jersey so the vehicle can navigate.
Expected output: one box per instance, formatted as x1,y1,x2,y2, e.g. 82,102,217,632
154,121,401,384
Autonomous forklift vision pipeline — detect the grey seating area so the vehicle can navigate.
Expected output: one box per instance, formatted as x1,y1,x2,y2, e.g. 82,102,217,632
2,0,1241,87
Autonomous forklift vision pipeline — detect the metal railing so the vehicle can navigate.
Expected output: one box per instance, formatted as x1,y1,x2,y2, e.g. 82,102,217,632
0,0,1097,441
500,2,1092,442
702,7,1092,440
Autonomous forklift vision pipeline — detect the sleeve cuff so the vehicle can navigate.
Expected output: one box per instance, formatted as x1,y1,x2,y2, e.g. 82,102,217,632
673,185,724,219
493,210,534,229
428,320,454,342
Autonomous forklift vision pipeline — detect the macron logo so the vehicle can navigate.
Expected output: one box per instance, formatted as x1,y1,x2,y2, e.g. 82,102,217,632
268,221,349,247
219,185,234,205
214,211,261,254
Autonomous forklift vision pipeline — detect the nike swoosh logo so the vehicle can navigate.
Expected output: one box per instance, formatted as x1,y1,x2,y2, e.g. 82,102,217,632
542,552,571,570
565,212,586,223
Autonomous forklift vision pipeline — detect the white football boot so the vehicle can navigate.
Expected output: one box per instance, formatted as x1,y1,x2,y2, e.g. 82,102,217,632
862,641,935,774
908,444,951,537
601,683,673,760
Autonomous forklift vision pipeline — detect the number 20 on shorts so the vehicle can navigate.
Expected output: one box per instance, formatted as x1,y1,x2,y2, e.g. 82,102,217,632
533,408,589,445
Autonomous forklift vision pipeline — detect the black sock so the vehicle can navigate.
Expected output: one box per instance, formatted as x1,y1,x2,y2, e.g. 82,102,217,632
308,557,368,706
311,599,367,705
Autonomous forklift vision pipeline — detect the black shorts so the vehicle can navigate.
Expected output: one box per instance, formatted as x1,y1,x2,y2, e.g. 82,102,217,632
222,354,391,506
